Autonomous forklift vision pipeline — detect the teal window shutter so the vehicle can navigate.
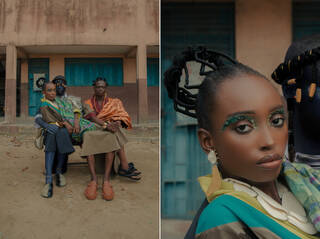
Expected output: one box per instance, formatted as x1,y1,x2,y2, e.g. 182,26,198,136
293,1,320,41
65,58,123,86
147,58,159,86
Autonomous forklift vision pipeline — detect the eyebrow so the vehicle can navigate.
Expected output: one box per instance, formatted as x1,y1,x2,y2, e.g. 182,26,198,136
221,105,285,131
269,105,285,113
225,105,285,118
226,110,255,118
222,113,256,131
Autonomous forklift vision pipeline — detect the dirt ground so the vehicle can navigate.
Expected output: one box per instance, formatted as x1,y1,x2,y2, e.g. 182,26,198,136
0,133,159,239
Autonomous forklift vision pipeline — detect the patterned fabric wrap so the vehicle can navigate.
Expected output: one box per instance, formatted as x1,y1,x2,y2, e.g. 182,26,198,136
84,96,132,129
39,98,63,123
55,96,97,143
283,161,320,232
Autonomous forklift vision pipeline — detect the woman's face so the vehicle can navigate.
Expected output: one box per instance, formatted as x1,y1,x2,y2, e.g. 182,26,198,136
208,75,288,183
43,83,56,101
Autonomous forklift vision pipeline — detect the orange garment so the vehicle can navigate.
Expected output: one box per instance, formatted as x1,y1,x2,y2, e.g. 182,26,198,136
84,96,132,129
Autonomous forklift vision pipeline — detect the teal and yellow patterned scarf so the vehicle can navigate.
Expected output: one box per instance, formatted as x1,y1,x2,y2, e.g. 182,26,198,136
283,161,320,232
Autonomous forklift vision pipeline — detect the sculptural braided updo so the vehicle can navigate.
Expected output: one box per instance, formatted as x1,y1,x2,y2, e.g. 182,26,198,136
164,47,268,131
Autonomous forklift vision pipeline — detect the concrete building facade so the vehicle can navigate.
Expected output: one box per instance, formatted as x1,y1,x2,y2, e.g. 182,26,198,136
0,0,159,123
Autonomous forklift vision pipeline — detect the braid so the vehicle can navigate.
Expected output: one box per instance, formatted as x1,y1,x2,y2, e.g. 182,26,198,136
164,46,236,118
272,47,320,88
164,47,267,131
271,35,320,162
93,77,108,86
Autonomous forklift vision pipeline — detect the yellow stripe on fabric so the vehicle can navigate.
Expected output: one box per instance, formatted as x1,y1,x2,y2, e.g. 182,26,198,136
198,175,318,239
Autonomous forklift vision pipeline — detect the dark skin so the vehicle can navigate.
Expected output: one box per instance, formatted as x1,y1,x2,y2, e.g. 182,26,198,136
87,80,140,184
43,83,73,133
54,81,80,134
90,80,120,132
198,75,288,204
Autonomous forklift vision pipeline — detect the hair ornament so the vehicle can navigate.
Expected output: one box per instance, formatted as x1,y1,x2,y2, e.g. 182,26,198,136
272,46,320,102
36,77,49,89
164,46,237,118
287,79,296,85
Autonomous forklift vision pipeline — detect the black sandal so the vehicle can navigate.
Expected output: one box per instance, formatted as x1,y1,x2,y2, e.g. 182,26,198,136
118,165,141,181
128,162,141,175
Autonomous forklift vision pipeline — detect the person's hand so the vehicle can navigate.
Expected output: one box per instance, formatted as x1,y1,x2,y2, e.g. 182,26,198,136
105,122,118,133
73,122,80,134
112,121,120,131
63,121,73,134
34,117,59,135
46,124,59,135
57,121,64,127
115,121,122,128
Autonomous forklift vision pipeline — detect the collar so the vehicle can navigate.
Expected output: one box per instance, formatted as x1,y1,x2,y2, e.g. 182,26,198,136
204,177,317,235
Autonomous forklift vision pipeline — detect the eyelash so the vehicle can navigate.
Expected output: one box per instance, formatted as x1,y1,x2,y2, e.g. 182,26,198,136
270,115,285,127
232,114,285,134
233,122,254,134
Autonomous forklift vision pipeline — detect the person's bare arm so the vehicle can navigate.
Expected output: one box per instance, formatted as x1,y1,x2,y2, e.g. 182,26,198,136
73,113,80,134
89,115,119,133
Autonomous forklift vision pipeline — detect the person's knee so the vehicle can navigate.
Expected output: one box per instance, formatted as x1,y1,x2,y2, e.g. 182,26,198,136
87,155,95,161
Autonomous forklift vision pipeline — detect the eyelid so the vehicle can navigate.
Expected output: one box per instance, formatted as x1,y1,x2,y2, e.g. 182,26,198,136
234,124,253,134
222,114,256,131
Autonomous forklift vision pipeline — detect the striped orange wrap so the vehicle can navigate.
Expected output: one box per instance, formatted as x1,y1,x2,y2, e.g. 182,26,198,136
85,97,132,129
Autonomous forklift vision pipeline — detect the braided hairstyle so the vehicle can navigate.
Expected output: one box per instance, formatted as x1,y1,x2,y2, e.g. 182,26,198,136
36,77,50,91
272,34,320,157
164,47,268,131
93,77,108,86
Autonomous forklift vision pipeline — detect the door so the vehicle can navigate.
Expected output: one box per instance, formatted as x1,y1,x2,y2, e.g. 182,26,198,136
28,58,49,116
161,2,235,219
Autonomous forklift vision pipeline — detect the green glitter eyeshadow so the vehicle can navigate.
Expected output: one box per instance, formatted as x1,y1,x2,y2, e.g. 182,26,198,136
268,108,285,122
222,114,256,131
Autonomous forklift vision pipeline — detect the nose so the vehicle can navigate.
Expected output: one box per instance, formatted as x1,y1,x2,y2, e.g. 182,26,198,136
258,125,275,151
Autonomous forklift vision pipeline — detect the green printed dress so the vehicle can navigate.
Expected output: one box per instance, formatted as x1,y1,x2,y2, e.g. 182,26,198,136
40,96,96,144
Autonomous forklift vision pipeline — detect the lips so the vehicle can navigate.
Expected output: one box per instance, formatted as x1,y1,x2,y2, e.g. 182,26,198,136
257,154,281,164
256,154,282,170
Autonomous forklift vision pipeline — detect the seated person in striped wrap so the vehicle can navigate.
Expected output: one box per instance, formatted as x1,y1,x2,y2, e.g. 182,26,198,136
81,77,141,201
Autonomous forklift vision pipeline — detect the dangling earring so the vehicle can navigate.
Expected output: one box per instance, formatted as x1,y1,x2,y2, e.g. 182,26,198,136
206,149,222,196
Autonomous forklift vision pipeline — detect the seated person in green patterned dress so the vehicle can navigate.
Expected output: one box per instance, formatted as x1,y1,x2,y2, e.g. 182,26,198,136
35,78,97,198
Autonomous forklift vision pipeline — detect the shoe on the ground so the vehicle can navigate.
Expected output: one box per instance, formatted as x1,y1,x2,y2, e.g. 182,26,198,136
102,181,114,201
84,181,98,200
118,163,141,181
41,183,53,198
56,174,66,187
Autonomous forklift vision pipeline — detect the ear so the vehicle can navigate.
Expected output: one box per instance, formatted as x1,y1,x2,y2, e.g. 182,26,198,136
197,128,215,154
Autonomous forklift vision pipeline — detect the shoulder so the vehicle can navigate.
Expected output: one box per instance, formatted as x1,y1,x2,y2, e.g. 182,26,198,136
196,195,239,234
109,98,123,105
84,98,92,105
40,100,50,108
68,95,81,102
